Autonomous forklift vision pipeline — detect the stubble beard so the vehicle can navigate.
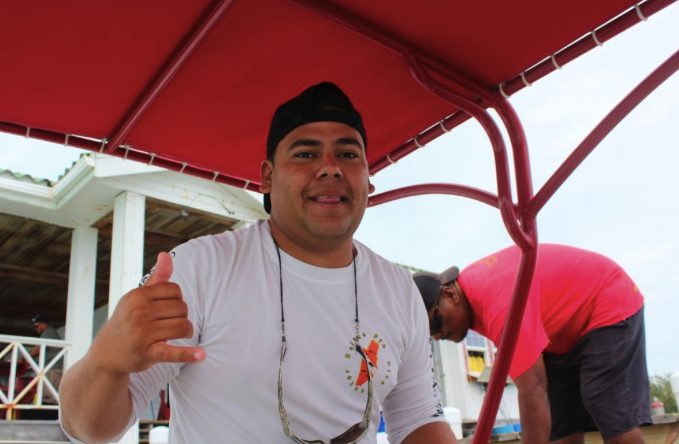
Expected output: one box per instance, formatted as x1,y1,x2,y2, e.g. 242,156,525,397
301,203,365,246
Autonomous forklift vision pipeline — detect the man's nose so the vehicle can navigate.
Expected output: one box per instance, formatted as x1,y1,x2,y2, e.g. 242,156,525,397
317,152,343,179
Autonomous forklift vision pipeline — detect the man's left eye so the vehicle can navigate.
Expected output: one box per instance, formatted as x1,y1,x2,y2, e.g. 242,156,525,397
340,152,359,159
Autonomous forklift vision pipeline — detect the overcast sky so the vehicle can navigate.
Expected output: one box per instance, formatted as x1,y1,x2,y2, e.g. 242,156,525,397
1,5,677,376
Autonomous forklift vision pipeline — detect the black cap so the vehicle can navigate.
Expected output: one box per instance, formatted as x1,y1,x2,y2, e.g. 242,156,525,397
31,313,50,324
263,82,367,214
413,266,460,312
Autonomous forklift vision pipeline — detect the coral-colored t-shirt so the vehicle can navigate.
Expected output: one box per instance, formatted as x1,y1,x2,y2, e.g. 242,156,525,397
458,244,643,379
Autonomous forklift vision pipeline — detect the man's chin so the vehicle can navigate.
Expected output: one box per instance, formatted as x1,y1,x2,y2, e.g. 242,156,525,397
450,331,468,343
307,222,354,241
305,214,363,240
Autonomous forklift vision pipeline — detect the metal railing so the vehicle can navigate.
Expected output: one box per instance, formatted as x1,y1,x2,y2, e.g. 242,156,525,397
0,334,70,420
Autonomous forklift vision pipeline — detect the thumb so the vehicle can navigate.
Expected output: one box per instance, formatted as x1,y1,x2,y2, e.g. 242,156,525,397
144,252,174,286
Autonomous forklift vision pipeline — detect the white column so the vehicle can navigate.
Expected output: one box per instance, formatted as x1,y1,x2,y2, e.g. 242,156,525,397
64,227,98,370
109,191,146,315
109,191,145,444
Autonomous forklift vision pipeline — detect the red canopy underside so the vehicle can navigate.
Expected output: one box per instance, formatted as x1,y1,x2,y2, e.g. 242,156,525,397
0,0,645,183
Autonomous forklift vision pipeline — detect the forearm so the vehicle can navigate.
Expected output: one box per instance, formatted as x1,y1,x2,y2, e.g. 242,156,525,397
402,421,457,444
518,385,551,444
514,356,551,444
60,355,134,444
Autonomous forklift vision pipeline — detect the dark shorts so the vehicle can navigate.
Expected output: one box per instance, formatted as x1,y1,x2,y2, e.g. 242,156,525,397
543,306,652,441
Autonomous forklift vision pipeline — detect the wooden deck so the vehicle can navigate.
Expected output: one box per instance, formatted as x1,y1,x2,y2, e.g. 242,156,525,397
458,414,679,444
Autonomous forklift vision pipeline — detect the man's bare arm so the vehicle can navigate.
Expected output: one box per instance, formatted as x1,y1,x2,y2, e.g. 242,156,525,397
59,253,206,443
514,356,551,444
59,359,133,444
403,421,458,444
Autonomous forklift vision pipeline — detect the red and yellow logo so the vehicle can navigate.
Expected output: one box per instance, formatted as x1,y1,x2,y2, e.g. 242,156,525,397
345,333,391,393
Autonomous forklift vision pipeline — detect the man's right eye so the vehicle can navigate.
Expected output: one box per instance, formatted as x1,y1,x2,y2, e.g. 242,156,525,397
293,151,314,158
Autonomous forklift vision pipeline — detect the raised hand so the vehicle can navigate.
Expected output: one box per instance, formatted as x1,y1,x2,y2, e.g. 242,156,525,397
89,252,206,375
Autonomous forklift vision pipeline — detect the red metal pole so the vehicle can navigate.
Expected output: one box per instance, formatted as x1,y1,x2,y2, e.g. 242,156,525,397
368,110,472,176
281,0,494,104
473,243,539,444
528,49,679,217
280,0,497,177
471,100,538,444
368,183,501,209
499,0,676,98
285,0,677,179
104,0,237,154
404,53,533,251
0,121,257,191
495,101,534,213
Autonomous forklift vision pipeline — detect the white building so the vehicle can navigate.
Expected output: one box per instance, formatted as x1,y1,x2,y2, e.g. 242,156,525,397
434,334,520,435
0,153,265,443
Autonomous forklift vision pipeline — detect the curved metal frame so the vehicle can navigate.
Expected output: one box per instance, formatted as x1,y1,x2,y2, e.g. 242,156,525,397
367,49,678,444
368,183,501,209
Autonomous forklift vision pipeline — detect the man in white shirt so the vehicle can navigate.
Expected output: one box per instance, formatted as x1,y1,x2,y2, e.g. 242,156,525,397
59,82,456,443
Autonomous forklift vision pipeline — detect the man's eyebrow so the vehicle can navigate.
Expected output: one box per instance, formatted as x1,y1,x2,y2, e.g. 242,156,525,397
334,137,363,149
287,139,322,150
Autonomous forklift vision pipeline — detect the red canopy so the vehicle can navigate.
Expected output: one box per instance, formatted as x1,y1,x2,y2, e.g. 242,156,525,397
1,0,672,187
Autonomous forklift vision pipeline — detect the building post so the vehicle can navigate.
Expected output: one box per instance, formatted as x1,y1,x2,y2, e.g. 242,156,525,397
109,191,146,444
109,191,146,314
64,226,99,370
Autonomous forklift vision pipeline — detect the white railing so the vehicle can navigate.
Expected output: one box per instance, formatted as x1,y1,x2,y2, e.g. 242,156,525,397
0,334,70,420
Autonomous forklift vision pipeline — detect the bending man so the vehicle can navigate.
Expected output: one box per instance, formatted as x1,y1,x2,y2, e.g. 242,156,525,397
413,244,651,444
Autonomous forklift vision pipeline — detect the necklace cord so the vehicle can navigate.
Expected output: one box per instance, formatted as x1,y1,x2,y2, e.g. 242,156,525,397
270,228,359,344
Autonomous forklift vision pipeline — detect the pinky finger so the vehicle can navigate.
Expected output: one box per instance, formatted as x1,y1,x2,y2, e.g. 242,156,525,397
148,343,206,364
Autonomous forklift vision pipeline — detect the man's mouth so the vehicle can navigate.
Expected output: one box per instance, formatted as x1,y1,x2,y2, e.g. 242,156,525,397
309,195,347,204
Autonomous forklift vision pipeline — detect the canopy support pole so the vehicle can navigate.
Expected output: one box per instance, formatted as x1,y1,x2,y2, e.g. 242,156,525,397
321,0,673,177
368,48,678,444
499,0,675,98
0,122,256,190
104,0,237,155
368,184,501,210
472,99,538,444
528,49,679,216
403,53,533,250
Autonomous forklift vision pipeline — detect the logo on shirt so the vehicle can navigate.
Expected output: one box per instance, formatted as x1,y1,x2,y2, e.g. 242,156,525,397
344,332,390,394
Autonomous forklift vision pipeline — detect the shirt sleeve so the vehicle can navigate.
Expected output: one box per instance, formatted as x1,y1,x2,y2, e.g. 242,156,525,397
381,281,447,444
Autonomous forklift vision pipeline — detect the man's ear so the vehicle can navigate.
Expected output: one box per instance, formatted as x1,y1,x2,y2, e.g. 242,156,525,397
368,180,375,194
260,159,273,194
440,285,456,303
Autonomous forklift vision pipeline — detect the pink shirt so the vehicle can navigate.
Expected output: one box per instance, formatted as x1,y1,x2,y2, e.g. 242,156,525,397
458,244,643,379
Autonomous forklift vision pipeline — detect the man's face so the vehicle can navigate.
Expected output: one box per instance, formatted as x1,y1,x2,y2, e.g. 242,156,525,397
429,286,472,343
34,322,47,334
260,121,374,245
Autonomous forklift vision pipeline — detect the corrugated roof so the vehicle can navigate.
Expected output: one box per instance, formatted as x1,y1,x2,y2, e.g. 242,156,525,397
0,152,90,187
0,168,52,186
56,153,88,182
